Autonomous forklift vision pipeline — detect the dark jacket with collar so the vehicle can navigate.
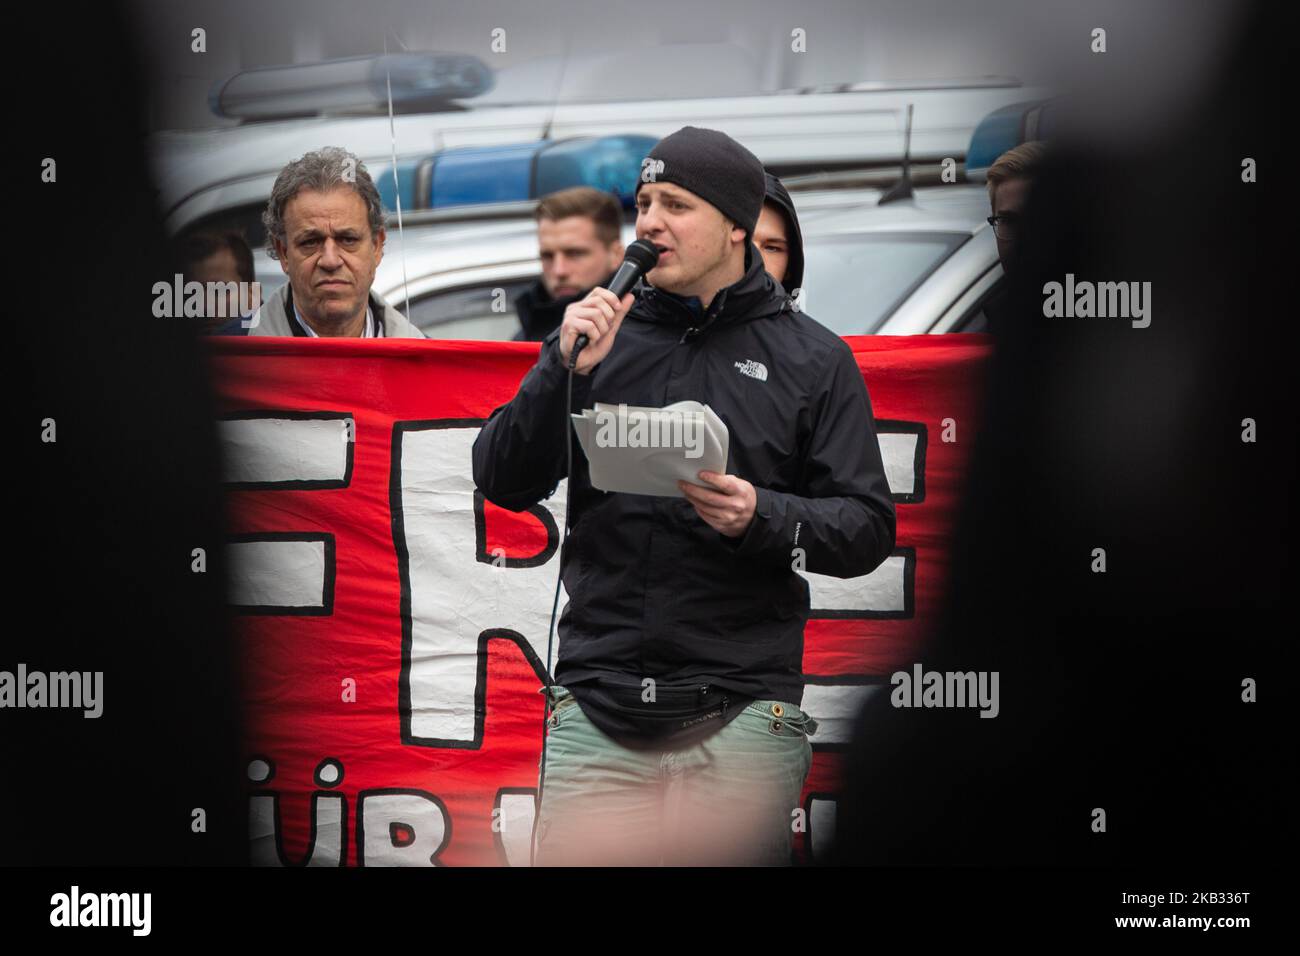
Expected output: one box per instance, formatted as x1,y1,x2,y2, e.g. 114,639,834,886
512,269,618,342
471,243,895,706
512,280,579,342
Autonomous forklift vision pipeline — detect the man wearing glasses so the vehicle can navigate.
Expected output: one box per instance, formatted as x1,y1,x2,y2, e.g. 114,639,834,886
972,141,1046,333
986,141,1047,273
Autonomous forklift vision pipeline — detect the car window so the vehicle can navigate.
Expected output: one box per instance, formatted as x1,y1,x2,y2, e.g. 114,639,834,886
799,232,968,334
956,276,1006,333
959,308,988,333
401,278,535,340
179,204,268,250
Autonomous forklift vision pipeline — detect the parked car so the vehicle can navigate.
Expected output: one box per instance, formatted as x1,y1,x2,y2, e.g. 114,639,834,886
802,183,1000,335
312,182,998,339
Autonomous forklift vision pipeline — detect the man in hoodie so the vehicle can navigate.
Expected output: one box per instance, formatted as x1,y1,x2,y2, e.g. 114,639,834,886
473,127,895,865
513,186,625,342
754,171,805,303
217,146,424,338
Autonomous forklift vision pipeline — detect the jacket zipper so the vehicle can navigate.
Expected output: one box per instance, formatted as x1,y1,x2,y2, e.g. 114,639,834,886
678,308,718,345
647,286,727,345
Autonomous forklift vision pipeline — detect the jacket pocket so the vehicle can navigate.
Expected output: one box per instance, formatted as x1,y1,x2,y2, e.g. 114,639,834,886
561,521,594,621
696,559,806,638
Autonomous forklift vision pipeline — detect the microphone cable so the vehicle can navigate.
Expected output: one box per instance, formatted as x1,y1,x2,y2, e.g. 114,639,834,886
530,334,587,867
527,251,653,865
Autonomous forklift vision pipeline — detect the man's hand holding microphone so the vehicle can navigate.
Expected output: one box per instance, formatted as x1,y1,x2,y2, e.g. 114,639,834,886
559,238,659,374
559,288,635,374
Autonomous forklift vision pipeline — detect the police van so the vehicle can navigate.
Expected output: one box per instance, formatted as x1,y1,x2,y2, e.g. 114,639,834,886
155,48,1049,246
244,99,1051,337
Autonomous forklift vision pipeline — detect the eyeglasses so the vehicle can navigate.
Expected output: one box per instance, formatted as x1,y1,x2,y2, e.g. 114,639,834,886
986,214,1021,240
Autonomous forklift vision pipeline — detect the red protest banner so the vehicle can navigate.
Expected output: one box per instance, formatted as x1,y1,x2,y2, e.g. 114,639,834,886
209,334,991,865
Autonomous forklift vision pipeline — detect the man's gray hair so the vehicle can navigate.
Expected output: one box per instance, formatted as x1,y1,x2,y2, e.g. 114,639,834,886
262,146,386,259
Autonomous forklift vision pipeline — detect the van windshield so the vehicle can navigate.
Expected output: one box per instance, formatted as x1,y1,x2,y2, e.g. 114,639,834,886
798,232,967,334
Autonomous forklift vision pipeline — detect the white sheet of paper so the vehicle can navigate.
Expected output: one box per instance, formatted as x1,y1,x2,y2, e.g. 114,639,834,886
570,400,730,497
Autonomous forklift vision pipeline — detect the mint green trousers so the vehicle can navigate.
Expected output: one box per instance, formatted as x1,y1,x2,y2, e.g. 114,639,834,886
532,684,817,866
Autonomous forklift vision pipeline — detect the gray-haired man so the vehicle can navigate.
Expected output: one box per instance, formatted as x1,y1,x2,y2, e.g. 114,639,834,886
218,146,424,338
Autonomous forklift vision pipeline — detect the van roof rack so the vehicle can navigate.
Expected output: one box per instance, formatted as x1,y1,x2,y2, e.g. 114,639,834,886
779,76,1022,95
388,201,539,228
781,162,961,192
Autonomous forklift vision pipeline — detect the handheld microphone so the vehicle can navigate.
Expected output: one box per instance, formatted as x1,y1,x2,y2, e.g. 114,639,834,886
571,239,660,361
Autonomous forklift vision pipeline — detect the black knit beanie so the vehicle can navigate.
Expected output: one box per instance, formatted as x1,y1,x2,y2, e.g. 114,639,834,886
634,126,766,236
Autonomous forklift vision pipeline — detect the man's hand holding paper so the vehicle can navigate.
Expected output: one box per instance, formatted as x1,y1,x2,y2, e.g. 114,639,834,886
570,400,731,499
677,470,757,538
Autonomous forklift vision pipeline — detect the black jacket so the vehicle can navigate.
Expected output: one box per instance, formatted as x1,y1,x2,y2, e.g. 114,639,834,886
511,280,577,342
472,243,895,705
512,269,618,342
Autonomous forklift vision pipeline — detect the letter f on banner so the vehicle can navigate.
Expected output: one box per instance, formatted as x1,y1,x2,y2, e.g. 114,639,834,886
218,411,356,613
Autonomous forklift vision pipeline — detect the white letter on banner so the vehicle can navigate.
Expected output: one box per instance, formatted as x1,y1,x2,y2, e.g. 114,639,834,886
358,792,449,866
396,425,569,745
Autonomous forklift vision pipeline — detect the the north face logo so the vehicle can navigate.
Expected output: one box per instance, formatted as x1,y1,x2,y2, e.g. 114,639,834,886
734,359,768,382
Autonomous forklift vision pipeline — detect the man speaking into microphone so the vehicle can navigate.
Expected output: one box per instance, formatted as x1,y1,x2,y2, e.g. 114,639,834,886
472,126,895,866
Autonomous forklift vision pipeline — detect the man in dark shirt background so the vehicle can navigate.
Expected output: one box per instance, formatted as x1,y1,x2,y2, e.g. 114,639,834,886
174,231,257,333
513,186,625,341
974,141,1046,333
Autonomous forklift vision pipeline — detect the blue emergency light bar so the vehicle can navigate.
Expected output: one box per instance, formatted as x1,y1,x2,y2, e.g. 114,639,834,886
534,135,657,205
430,141,543,207
372,161,421,215
379,134,658,212
210,53,493,121
965,100,1055,179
